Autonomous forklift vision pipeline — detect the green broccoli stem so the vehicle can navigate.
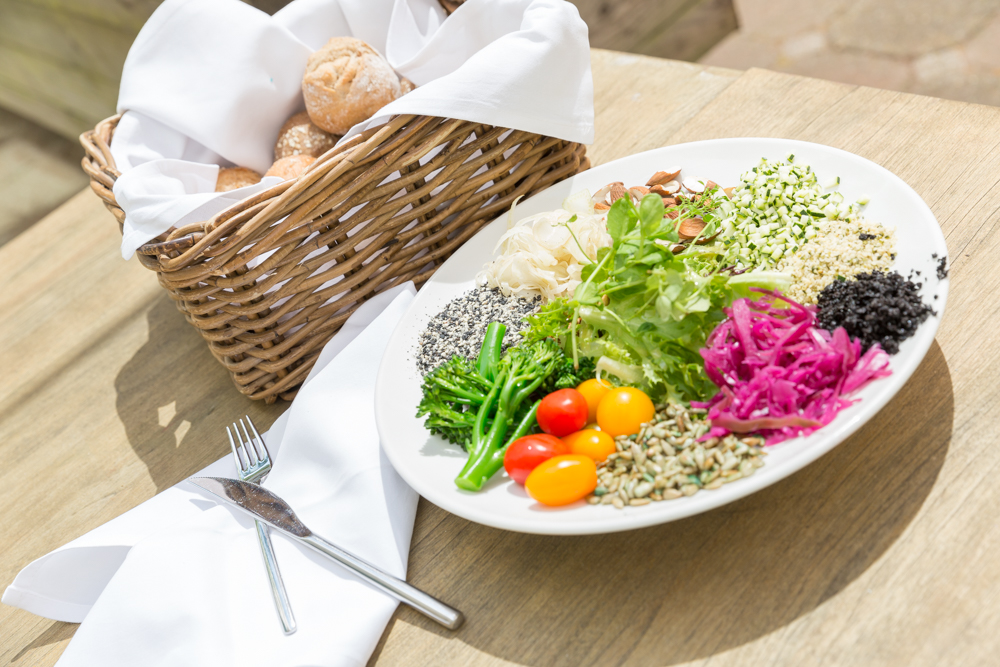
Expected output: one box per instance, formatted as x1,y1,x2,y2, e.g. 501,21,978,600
455,357,540,491
471,379,502,456
454,398,541,492
427,375,487,404
476,322,506,382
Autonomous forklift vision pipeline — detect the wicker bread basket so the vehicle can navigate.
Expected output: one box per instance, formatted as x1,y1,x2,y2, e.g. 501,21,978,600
80,113,589,402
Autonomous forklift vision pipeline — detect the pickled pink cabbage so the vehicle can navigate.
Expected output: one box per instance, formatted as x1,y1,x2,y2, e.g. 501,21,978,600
693,290,891,444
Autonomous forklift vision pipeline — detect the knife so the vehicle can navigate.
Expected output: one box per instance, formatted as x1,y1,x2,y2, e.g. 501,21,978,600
189,477,464,630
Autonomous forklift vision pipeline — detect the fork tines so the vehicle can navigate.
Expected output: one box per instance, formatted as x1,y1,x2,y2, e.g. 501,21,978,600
227,416,269,472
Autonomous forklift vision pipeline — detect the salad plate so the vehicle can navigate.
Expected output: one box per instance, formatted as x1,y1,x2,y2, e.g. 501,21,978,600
374,138,949,535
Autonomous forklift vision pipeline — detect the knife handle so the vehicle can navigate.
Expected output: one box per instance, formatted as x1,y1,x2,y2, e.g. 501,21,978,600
298,534,464,630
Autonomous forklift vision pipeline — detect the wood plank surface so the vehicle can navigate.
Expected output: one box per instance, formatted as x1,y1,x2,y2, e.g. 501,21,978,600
1,53,997,667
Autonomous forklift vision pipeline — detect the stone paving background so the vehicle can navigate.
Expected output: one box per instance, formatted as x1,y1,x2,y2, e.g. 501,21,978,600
4,0,1000,249
701,0,1000,107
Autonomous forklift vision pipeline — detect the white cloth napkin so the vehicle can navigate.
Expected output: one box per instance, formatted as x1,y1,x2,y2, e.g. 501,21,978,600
3,284,421,666
111,0,594,258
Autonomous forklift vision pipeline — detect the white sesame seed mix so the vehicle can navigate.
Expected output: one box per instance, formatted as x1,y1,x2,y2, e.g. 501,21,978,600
415,287,541,375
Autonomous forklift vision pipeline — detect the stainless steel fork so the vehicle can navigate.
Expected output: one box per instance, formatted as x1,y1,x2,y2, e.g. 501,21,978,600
228,416,296,634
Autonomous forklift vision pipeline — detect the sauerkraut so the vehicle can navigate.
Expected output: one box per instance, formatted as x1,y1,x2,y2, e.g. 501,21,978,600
477,194,612,301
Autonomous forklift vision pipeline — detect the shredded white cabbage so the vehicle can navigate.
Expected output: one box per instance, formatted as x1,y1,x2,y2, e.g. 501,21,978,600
477,193,612,301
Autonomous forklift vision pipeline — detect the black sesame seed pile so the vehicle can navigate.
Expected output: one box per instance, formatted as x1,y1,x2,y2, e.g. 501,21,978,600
817,271,935,355
415,287,540,375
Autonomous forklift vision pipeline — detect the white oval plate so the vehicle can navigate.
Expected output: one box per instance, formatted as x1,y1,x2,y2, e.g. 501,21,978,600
374,138,949,535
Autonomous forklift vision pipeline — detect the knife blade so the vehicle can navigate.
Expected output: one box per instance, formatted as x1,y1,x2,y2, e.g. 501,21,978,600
189,477,463,630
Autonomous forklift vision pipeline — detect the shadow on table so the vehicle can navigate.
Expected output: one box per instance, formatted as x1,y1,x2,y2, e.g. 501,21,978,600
114,293,283,492
373,341,953,667
10,620,76,662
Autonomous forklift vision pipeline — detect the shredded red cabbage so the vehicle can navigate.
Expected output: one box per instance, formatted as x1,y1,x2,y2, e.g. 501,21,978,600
693,290,892,444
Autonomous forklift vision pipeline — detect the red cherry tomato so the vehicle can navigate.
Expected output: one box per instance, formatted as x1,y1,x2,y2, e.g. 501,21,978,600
503,434,568,485
525,455,598,506
536,388,589,437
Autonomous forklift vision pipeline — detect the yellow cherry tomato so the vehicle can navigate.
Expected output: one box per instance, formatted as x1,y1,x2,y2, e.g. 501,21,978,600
524,455,598,506
576,378,613,423
596,387,655,437
562,429,616,462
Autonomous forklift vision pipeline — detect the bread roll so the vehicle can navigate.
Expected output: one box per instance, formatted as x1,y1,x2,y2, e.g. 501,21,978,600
399,76,417,95
274,111,339,160
302,37,402,136
439,0,465,14
264,155,316,181
215,167,261,192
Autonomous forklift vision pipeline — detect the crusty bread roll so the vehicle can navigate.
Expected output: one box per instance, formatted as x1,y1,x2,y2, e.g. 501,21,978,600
274,111,339,160
302,37,402,136
215,167,261,192
399,76,417,95
264,155,316,181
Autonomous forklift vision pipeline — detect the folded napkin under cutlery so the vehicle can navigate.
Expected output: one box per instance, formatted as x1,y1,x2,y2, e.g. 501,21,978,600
3,284,427,666
189,477,462,629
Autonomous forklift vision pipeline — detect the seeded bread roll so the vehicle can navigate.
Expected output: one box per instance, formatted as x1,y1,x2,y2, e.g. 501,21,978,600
274,111,339,160
264,155,316,181
215,167,261,192
302,37,402,136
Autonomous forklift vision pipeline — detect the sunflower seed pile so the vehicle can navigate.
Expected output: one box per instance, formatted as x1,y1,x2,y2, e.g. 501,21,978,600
587,404,767,509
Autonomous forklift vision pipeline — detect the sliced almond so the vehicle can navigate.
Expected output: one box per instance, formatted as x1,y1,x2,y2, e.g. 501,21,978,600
723,186,736,197
665,209,680,219
660,196,677,207
650,183,681,198
591,183,613,206
695,231,721,245
677,217,706,239
629,185,650,200
594,201,611,211
705,180,718,191
609,182,628,203
682,178,705,194
647,167,682,186
671,244,687,254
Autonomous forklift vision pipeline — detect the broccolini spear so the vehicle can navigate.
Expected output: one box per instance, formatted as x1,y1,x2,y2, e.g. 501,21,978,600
417,321,596,491
418,323,505,451
454,337,562,491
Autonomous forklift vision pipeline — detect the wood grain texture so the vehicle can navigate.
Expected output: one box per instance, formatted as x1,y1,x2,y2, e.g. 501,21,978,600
589,49,740,166
1,55,996,667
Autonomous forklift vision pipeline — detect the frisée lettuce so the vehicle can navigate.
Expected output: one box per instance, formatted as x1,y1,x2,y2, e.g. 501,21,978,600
523,191,789,402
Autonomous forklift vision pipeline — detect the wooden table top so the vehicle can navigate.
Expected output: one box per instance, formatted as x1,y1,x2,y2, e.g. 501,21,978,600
1,49,995,666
